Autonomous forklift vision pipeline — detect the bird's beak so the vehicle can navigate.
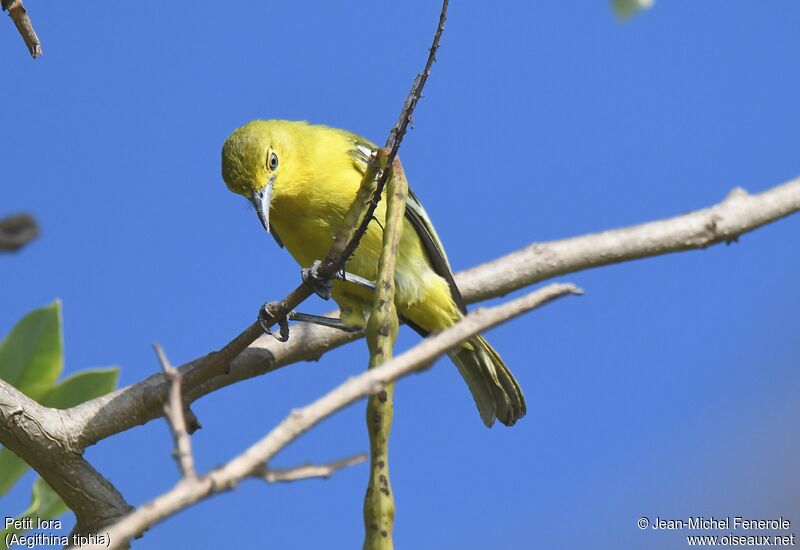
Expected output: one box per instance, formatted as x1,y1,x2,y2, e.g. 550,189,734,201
251,176,275,232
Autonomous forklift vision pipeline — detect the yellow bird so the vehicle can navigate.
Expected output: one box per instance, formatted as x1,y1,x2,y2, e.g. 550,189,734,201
221,120,525,427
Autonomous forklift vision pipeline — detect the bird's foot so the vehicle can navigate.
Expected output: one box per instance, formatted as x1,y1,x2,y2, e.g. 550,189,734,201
288,311,361,333
333,270,376,291
301,260,333,300
258,301,290,342
301,260,378,299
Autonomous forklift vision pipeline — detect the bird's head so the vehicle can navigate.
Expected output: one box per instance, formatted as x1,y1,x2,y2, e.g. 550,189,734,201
221,120,294,233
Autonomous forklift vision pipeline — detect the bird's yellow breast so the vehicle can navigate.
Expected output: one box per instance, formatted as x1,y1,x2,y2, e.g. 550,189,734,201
268,128,367,271
267,129,459,333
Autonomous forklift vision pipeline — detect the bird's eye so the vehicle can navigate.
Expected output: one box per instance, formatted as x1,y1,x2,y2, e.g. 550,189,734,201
268,151,279,171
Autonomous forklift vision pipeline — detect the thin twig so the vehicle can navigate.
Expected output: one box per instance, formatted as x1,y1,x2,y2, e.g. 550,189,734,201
0,213,39,252
2,0,41,58
255,453,368,484
168,152,389,412
74,283,580,550
336,0,449,267
84,0,450,437
227,0,448,343
153,343,196,480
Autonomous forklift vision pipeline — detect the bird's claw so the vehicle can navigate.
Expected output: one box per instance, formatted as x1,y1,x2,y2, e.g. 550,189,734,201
301,260,333,300
334,270,376,291
258,301,290,342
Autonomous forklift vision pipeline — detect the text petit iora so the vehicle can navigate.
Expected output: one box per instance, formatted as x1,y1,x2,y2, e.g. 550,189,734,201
4,517,62,530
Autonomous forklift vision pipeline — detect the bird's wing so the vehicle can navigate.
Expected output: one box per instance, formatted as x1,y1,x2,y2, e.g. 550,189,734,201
404,189,468,314
346,133,468,315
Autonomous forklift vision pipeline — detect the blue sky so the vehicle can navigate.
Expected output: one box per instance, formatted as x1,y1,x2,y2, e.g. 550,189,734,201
2,1,799,548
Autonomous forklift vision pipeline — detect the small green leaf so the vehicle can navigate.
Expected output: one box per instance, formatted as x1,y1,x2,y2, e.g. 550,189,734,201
30,477,69,519
0,449,29,496
0,300,62,401
42,367,119,409
611,0,654,20
0,301,63,496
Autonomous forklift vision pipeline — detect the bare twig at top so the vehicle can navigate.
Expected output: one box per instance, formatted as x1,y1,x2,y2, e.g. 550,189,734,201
338,0,449,265
2,0,42,58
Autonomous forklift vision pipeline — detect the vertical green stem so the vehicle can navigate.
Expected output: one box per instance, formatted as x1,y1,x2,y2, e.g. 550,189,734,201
363,158,408,550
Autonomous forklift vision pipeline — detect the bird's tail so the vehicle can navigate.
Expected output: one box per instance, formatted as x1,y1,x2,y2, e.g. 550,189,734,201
449,335,526,427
